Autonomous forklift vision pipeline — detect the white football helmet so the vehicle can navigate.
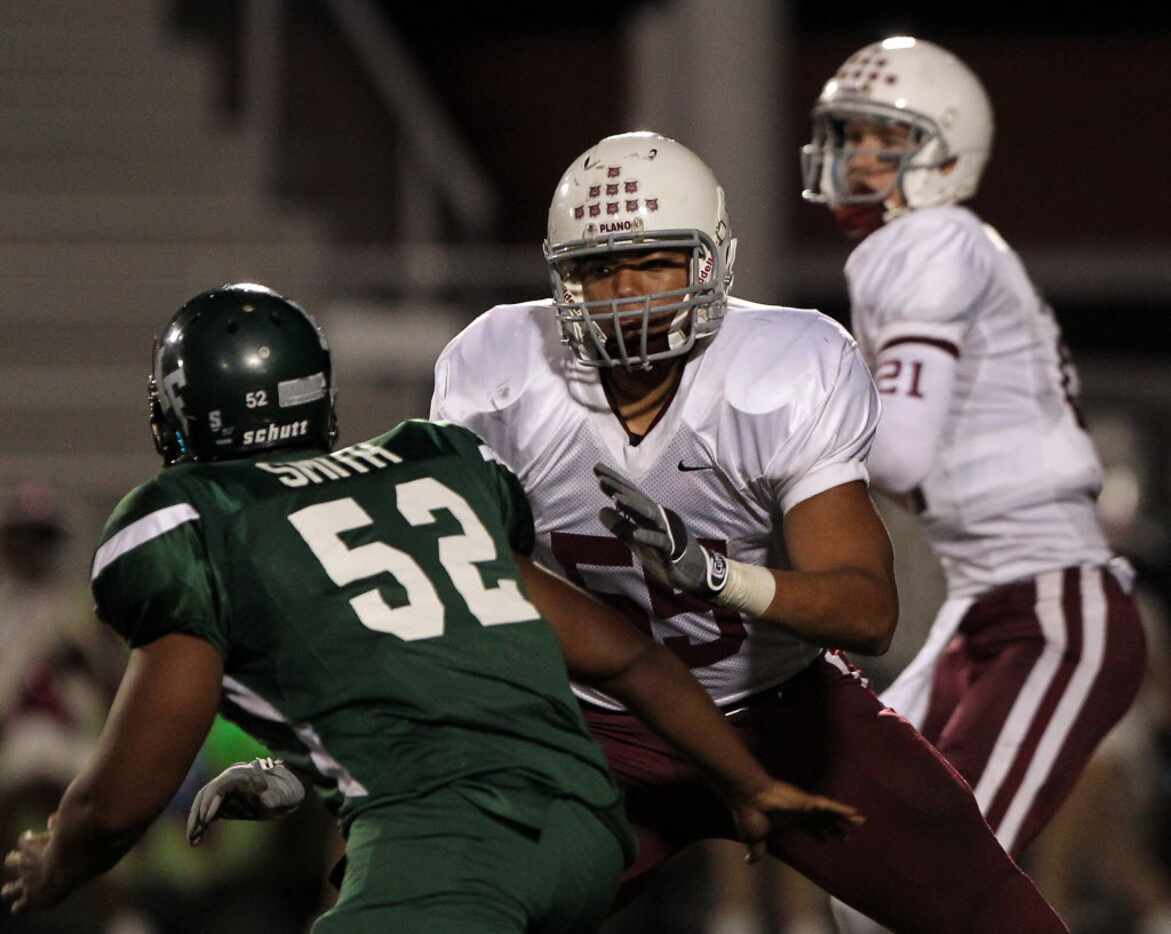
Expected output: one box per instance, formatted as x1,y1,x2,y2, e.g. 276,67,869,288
801,37,994,217
544,131,737,369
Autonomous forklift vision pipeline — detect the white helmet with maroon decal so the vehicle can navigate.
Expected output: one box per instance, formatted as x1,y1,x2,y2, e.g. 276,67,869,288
544,131,737,370
801,37,994,215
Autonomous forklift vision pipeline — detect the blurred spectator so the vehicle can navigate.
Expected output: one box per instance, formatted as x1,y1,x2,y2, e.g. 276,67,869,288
0,482,125,932
0,482,122,815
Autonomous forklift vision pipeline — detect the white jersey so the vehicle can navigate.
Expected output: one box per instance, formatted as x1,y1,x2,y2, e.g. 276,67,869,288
847,205,1110,597
431,297,880,708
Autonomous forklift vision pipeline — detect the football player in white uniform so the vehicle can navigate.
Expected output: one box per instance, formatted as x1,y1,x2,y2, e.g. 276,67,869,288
801,37,1147,933
432,131,1068,932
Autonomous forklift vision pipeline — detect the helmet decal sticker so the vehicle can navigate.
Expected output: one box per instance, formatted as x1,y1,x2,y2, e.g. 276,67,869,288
597,217,644,234
278,372,327,408
242,420,311,446
162,367,187,421
697,253,714,283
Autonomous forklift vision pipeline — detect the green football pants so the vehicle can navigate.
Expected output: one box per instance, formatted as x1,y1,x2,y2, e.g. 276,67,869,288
312,787,625,934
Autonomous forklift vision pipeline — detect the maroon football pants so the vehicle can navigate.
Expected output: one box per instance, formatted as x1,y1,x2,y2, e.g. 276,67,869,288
584,652,1068,934
918,564,1147,856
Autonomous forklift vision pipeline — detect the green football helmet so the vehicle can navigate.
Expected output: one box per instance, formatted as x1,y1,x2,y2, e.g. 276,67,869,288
148,283,337,466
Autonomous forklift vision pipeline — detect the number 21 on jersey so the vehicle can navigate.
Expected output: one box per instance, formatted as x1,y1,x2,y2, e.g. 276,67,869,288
288,477,539,641
873,357,926,397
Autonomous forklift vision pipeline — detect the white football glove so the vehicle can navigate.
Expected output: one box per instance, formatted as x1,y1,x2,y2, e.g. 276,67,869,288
186,757,305,846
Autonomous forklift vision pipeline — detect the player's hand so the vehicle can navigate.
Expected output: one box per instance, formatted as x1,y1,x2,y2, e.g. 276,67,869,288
186,757,305,846
2,824,60,914
594,462,729,600
731,780,865,863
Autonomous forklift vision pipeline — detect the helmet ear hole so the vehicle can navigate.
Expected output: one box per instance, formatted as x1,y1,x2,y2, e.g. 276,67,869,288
226,320,239,334
148,374,187,466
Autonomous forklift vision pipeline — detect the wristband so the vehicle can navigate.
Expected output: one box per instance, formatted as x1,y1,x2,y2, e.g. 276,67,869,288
712,558,776,617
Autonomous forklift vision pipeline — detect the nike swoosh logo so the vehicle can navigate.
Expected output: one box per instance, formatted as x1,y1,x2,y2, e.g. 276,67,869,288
677,461,714,472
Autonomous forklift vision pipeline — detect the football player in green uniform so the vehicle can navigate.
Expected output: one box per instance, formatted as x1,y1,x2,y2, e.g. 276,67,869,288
2,284,861,933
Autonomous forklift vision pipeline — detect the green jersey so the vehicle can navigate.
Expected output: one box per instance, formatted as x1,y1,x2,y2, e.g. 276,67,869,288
91,420,630,850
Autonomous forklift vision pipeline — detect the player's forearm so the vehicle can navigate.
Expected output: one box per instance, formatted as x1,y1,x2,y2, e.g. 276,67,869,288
597,643,772,800
738,562,897,655
37,777,147,902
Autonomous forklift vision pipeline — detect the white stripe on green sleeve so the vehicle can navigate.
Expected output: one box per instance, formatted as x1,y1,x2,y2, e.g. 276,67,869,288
91,503,200,581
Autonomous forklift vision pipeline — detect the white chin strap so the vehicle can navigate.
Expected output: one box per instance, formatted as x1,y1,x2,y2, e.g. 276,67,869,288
667,308,690,350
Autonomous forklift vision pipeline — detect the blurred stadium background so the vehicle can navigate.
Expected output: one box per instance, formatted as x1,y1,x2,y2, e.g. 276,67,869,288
1,2,1169,932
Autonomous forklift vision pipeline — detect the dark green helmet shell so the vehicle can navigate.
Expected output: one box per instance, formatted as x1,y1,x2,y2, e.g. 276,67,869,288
148,283,337,466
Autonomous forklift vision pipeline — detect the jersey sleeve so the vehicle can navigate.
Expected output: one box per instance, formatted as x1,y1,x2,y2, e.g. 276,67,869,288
90,479,227,652
866,340,959,494
767,339,880,514
430,342,466,423
430,325,502,442
850,213,989,355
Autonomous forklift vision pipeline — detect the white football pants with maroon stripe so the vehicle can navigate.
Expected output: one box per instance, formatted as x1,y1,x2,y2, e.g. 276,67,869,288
831,560,1146,934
